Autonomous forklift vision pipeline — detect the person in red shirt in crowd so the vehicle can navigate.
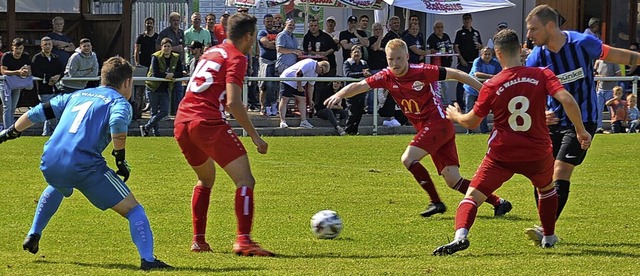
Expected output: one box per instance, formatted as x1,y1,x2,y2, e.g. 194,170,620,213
174,13,274,257
214,11,230,44
324,38,512,218
433,29,591,255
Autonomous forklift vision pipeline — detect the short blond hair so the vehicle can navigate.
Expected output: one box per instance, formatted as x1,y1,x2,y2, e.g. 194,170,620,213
318,60,330,72
613,86,624,95
384,38,408,54
627,94,637,101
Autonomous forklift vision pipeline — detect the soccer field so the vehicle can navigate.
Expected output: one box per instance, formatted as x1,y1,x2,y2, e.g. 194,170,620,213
1,134,639,275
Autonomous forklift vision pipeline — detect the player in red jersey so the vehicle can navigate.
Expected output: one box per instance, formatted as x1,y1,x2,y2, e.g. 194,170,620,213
325,38,512,218
433,29,591,255
174,13,274,257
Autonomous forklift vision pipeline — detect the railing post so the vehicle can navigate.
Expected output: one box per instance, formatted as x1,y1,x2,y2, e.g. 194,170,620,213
373,88,378,135
633,76,638,97
242,79,248,137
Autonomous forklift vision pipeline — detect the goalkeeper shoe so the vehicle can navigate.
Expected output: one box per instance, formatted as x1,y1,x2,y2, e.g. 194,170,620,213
22,233,40,254
433,238,470,256
140,257,172,271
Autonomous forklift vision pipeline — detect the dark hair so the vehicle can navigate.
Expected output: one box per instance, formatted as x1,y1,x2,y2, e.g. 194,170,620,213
492,29,520,56
227,13,257,42
79,38,91,44
101,56,133,88
144,17,155,23
526,5,559,26
359,15,369,20
12,37,24,47
160,37,173,46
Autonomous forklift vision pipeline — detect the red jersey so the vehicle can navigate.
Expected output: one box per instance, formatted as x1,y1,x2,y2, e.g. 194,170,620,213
366,64,447,127
474,66,565,161
213,24,227,45
174,41,247,124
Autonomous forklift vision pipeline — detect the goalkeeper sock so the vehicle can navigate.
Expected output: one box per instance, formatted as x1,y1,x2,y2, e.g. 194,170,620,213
28,185,64,235
126,204,154,262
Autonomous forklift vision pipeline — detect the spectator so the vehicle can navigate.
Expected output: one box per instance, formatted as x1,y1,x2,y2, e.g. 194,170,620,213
381,16,402,46
324,16,339,44
57,38,99,94
4,56,172,271
187,40,204,74
463,47,502,134
487,21,509,50
594,59,621,133
358,15,370,37
141,38,184,137
47,17,75,67
379,16,407,126
257,14,279,116
315,79,348,136
204,13,219,47
605,86,628,133
0,37,32,128
403,22,428,64
454,13,482,111
627,94,639,133
401,14,422,37
367,22,387,116
339,15,369,62
214,11,230,44
185,12,211,66
584,17,601,39
134,17,158,68
277,59,329,128
157,12,185,60
427,20,453,103
275,18,302,74
31,37,64,136
343,45,371,135
302,18,338,76
273,13,283,33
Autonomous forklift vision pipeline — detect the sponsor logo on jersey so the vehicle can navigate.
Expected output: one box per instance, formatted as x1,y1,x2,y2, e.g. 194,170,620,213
555,68,584,84
412,81,425,91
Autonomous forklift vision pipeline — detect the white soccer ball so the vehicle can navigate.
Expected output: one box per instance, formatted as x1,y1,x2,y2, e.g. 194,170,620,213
310,210,343,239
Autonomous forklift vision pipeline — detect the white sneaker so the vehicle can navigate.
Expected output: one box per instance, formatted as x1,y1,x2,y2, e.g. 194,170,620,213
336,126,346,136
279,121,289,128
389,118,401,127
270,103,279,116
524,225,544,244
299,120,314,129
264,106,272,115
541,234,559,248
382,120,391,126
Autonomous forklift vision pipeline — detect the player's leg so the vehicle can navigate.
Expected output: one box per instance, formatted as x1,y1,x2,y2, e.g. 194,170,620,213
174,121,215,252
23,185,68,254
401,145,444,217
434,157,511,255
79,169,170,270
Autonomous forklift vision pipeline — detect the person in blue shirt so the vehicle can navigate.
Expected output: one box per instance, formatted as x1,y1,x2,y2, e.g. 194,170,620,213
463,47,502,133
524,4,640,244
0,57,171,271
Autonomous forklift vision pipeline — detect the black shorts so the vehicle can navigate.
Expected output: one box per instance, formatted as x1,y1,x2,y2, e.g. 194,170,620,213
549,122,597,166
280,82,305,98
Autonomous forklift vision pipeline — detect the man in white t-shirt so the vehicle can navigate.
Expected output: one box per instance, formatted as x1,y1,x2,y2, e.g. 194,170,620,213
277,59,330,128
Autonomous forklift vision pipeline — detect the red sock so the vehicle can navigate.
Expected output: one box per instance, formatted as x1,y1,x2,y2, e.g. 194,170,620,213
235,186,254,241
192,185,211,243
538,188,558,236
455,199,478,231
454,178,501,207
408,161,441,203
484,194,502,207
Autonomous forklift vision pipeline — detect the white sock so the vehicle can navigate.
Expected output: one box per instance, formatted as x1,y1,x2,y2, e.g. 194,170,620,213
454,228,469,241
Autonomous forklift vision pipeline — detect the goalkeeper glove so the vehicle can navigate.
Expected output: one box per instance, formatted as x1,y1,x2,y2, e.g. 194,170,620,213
111,148,131,182
0,125,21,144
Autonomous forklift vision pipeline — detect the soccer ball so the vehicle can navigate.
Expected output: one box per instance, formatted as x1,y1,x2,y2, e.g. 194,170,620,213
310,210,343,239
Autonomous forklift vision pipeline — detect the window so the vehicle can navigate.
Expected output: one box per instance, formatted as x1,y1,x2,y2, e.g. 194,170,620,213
0,0,80,13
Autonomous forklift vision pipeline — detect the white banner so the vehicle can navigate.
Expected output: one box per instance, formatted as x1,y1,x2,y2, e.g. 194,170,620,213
383,0,515,15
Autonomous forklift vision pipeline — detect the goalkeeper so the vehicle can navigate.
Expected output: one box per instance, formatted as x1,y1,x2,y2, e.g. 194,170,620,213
0,57,171,271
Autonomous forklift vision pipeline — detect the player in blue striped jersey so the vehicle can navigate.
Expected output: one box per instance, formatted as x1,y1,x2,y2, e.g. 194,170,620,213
524,5,640,243
0,57,170,271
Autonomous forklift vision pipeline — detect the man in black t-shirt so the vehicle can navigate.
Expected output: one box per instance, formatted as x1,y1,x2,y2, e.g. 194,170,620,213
427,21,453,67
303,19,338,76
135,17,159,68
453,13,482,110
339,16,369,61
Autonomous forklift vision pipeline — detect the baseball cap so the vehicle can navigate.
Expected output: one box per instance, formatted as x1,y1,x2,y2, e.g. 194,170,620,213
264,13,273,19
188,40,203,50
497,21,508,29
462,13,472,19
588,17,600,27
326,16,336,22
348,15,358,22
222,11,230,17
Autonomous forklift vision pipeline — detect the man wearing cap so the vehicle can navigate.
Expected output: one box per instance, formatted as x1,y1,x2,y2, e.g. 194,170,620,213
339,15,369,62
324,16,339,44
584,17,600,39
487,21,509,49
184,12,211,66
186,40,204,75
257,14,279,116
214,11,230,44
453,13,482,110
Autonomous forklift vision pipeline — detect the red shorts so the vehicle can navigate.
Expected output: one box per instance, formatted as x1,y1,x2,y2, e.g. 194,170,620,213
409,120,459,174
174,120,247,168
471,154,554,196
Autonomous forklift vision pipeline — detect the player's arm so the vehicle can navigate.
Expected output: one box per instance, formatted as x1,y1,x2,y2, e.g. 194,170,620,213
601,44,640,65
445,102,482,129
226,82,268,154
324,79,370,108
553,89,592,149
110,102,132,181
445,67,482,91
